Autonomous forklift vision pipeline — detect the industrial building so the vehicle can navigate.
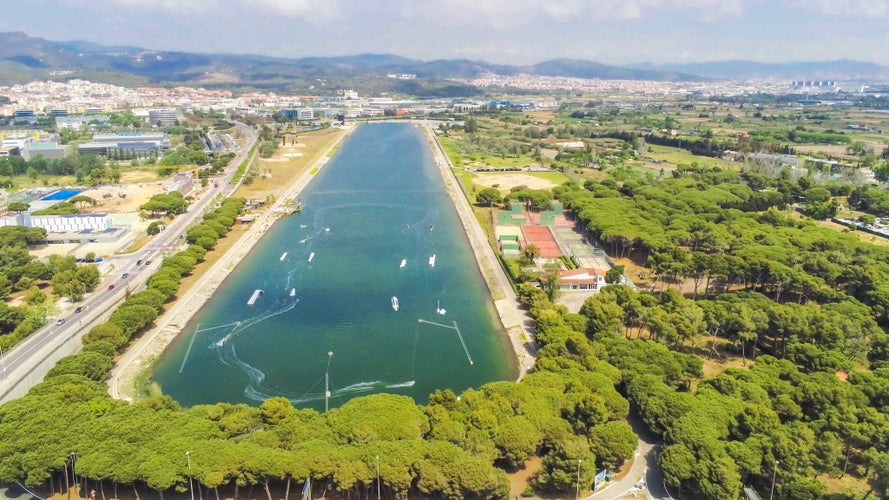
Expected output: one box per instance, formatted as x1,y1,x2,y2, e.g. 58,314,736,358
0,213,126,244
77,132,170,158
148,108,179,127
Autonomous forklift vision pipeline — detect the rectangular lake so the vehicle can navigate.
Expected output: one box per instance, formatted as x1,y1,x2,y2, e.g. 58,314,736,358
152,122,516,409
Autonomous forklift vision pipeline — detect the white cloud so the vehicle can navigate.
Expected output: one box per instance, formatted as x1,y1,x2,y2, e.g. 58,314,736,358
62,0,341,19
802,0,889,16
400,0,750,28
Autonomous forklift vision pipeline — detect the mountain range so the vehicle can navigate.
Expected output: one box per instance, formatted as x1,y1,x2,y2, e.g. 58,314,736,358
0,32,887,93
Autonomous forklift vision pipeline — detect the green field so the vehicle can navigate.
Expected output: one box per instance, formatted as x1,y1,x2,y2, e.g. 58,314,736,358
646,144,737,169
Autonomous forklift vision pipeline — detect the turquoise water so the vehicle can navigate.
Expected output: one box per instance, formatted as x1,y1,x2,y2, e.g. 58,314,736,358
41,189,82,201
152,123,515,410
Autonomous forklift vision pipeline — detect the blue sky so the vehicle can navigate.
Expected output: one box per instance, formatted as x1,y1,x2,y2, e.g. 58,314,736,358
2,0,888,65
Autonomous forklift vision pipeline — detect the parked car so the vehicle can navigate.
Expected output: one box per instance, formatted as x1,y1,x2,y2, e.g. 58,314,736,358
108,284,115,290
56,318,66,326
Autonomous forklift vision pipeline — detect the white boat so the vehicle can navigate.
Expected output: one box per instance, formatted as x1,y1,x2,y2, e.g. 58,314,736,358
290,288,296,297
308,252,315,262
280,252,287,261
324,227,330,232
300,224,307,228
400,259,406,268
429,254,436,267
436,300,446,315
391,296,399,311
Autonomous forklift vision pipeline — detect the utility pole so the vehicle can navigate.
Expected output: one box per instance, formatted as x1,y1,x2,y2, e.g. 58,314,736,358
575,459,582,500
324,351,333,414
769,460,779,500
376,455,381,500
186,451,194,500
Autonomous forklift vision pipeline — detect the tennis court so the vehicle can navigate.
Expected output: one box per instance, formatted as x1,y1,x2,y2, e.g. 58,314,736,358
522,225,561,259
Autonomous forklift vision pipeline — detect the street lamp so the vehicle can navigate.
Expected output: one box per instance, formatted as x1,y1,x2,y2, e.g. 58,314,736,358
769,460,779,500
186,451,194,500
376,455,381,500
69,452,77,498
0,344,7,380
575,459,582,500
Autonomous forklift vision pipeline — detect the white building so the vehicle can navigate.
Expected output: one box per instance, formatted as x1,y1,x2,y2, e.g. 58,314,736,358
148,108,179,127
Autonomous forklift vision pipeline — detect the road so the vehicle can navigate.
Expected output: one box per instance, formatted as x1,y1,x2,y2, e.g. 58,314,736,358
0,122,258,403
584,414,670,500
108,123,348,400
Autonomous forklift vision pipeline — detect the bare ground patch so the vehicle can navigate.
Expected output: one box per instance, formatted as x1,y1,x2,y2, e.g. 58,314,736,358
472,173,560,191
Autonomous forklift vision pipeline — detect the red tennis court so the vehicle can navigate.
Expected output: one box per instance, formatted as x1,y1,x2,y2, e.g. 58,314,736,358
522,225,562,258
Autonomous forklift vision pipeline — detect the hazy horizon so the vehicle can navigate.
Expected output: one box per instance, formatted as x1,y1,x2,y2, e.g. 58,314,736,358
2,1,887,67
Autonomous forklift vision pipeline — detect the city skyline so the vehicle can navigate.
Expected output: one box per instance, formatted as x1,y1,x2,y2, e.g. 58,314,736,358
1,0,888,66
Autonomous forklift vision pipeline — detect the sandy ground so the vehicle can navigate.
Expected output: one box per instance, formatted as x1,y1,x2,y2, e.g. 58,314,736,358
78,183,162,214
472,173,560,191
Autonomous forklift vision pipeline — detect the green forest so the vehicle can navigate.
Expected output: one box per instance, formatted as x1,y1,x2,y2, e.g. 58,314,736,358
3,103,889,499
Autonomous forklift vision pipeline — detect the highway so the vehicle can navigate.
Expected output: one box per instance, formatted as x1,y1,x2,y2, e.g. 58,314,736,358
0,122,258,403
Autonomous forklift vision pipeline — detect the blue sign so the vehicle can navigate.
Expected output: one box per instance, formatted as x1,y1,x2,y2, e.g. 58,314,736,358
594,469,607,490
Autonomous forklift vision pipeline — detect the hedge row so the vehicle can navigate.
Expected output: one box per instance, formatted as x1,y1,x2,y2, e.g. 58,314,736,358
46,198,247,383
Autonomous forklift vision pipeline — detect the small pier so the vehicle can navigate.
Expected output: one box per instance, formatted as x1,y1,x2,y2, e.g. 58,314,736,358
247,289,264,305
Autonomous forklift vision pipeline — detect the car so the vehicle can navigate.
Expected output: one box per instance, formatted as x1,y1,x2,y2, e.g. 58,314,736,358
122,273,129,279
136,259,142,265
74,306,84,313
145,259,153,265
56,318,66,326
108,284,115,290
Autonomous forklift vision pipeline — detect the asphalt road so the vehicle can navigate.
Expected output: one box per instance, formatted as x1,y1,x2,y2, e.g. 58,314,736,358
585,414,671,500
0,123,258,403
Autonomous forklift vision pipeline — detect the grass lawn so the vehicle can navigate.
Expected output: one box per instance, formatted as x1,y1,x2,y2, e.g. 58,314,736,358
646,144,736,169
437,136,464,165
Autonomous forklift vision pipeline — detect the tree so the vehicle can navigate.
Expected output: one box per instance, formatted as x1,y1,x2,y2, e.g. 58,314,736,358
475,188,502,207
521,243,540,265
539,264,561,302
7,201,29,213
605,265,625,285
660,444,695,495
69,195,98,212
587,421,637,470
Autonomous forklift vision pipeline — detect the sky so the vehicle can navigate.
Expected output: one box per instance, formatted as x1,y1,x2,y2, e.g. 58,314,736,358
2,0,889,66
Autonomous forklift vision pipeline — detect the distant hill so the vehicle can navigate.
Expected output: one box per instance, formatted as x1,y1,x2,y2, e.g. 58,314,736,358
522,59,703,82
0,32,705,92
3,31,886,93
626,59,889,80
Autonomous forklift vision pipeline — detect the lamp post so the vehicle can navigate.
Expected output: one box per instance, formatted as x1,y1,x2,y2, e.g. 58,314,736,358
376,455,381,500
324,351,333,414
575,459,582,500
69,453,77,498
769,460,779,500
186,451,194,500
0,344,7,380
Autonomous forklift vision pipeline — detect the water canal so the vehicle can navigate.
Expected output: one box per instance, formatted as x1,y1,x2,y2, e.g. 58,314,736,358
152,123,515,409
